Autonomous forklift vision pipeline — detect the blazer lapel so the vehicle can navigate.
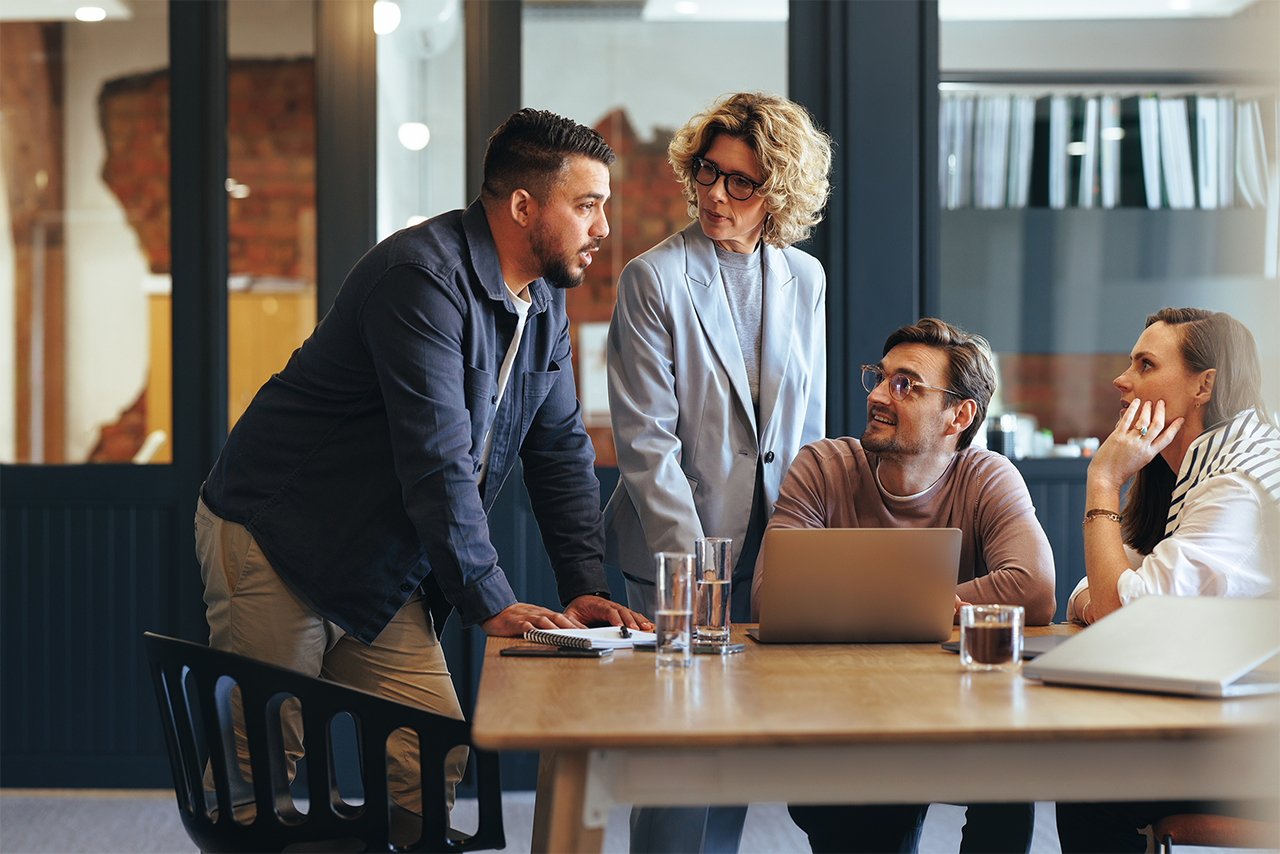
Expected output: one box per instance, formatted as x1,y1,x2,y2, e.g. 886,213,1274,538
758,244,797,434
682,224,757,432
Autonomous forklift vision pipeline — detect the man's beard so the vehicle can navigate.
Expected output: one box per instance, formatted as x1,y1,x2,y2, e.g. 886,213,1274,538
860,428,908,458
531,221,594,290
860,407,928,459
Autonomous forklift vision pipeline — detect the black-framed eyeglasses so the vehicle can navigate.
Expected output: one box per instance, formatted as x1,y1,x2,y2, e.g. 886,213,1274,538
861,365,962,401
691,156,764,202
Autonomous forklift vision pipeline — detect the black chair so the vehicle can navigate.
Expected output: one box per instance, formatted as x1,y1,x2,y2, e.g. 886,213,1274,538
143,632,504,853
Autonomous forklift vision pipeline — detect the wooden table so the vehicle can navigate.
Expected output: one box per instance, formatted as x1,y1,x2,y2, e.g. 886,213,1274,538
471,625,1280,853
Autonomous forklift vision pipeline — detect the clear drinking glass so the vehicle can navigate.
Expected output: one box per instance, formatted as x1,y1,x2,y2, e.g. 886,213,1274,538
694,537,732,646
654,552,694,668
959,604,1024,671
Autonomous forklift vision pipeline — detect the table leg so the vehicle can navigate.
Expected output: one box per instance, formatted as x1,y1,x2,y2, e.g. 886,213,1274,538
531,748,604,854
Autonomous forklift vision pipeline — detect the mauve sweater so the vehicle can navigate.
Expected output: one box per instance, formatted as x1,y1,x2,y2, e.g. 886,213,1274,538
751,437,1057,625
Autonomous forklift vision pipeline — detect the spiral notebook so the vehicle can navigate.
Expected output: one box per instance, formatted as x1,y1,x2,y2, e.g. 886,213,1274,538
523,626,657,650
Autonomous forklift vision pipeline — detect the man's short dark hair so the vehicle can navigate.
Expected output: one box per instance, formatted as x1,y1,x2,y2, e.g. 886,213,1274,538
882,318,996,451
480,108,615,206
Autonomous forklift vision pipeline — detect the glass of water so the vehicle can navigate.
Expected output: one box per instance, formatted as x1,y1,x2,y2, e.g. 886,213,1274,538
654,552,694,668
695,537,732,646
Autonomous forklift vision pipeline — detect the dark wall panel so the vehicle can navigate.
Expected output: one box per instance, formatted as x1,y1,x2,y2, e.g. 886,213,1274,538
1,490,177,787
1014,458,1089,623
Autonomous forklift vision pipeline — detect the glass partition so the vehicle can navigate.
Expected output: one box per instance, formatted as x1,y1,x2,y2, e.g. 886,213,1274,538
376,0,467,240
521,0,788,464
1,2,169,463
1,0,321,464
938,2,1280,458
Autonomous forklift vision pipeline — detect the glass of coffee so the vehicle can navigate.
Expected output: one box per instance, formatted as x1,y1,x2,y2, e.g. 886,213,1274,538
959,604,1024,671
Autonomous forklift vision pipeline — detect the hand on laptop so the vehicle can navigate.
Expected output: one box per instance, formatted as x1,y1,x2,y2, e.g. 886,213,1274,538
954,595,971,616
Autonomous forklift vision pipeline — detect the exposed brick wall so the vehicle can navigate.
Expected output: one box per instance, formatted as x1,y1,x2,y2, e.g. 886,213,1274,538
997,352,1131,445
91,58,315,461
98,58,315,278
2,22,66,462
575,110,691,465
92,88,1127,462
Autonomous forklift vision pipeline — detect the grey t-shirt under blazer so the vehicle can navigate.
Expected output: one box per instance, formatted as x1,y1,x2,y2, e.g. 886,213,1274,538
715,242,764,409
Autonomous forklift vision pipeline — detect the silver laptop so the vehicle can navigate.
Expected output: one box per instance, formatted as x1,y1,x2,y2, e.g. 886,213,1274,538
749,527,962,643
1023,595,1280,698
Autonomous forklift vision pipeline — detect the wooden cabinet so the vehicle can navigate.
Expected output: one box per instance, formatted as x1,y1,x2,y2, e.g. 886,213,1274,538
146,286,317,462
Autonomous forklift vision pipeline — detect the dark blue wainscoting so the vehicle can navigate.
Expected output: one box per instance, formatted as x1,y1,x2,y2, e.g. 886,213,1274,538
0,459,1083,793
1011,457,1090,623
0,465,187,789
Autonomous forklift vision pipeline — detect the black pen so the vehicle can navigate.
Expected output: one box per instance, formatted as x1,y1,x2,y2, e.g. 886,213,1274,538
619,624,631,639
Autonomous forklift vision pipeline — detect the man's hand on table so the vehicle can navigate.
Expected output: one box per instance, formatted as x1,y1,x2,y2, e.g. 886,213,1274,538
478,596,653,637
480,603,583,637
563,594,653,632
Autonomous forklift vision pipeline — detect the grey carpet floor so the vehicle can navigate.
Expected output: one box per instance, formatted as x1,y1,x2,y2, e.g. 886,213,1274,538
2,791,1261,853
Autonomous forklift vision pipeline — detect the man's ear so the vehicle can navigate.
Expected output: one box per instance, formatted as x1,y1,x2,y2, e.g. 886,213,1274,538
944,398,977,440
509,189,536,228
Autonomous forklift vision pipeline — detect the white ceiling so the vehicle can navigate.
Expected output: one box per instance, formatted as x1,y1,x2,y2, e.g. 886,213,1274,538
641,0,786,22
0,0,132,21
0,0,1262,26
940,0,1260,20
639,0,1261,21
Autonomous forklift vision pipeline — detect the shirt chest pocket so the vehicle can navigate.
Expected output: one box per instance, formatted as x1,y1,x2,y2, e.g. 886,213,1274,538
520,361,562,435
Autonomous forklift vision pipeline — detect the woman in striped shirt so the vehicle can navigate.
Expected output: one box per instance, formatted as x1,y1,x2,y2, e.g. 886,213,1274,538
1059,306,1280,853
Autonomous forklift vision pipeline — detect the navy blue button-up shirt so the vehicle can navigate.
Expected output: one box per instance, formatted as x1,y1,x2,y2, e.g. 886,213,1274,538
203,201,608,643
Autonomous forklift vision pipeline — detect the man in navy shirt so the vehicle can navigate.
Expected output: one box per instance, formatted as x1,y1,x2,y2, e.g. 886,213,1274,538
196,109,650,816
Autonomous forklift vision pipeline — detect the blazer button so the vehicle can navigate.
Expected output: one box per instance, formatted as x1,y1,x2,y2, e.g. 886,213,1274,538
491,394,498,404
400,582,413,592
764,451,775,463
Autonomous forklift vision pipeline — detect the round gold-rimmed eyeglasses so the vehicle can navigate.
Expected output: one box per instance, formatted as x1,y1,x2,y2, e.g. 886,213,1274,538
861,365,962,401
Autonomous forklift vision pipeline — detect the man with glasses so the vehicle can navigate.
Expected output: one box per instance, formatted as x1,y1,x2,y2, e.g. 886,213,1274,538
752,318,1055,854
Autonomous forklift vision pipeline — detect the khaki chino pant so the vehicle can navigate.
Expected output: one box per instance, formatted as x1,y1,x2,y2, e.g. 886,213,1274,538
195,497,467,816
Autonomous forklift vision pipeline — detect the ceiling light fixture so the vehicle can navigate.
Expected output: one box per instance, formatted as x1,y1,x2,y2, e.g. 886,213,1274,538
398,122,431,152
373,1,401,35
74,6,107,21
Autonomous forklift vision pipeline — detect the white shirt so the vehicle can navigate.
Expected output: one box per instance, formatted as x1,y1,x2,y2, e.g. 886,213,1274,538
1068,471,1280,617
478,285,532,483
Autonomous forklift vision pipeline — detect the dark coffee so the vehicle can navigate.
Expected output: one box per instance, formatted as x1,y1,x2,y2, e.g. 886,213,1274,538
967,624,1015,664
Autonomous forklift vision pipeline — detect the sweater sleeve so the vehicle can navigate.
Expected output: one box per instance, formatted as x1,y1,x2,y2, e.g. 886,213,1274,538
956,458,1057,625
750,443,831,618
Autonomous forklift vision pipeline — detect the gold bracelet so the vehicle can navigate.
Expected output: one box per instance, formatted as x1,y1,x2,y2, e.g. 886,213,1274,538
1082,508,1123,526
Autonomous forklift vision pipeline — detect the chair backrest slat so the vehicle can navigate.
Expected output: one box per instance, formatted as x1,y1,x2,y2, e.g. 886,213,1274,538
143,632,505,853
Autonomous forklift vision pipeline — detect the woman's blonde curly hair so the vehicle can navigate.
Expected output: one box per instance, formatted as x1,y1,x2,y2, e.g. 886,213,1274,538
668,92,833,249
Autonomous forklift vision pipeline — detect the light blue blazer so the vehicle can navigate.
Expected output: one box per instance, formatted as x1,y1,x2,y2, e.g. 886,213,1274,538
603,221,827,585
